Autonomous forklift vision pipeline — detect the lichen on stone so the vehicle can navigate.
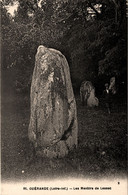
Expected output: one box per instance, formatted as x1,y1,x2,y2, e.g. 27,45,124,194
28,45,78,158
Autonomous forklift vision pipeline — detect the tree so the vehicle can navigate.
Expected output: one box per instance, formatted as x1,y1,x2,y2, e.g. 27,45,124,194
1,0,126,92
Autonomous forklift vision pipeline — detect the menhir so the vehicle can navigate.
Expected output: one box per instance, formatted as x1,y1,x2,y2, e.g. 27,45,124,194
28,45,78,158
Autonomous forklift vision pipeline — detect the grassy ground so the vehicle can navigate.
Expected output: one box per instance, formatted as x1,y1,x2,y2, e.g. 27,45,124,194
1,78,127,182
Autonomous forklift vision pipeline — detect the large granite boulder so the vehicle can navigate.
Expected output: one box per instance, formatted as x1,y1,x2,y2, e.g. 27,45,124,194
28,45,78,158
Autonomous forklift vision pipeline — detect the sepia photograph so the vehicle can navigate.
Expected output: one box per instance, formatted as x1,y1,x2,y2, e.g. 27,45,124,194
1,0,127,194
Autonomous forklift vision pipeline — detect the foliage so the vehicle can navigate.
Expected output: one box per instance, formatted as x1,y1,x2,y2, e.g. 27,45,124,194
1,0,127,92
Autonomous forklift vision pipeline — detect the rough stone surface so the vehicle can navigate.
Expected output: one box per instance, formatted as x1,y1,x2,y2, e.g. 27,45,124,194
80,81,99,107
87,88,99,107
28,45,78,158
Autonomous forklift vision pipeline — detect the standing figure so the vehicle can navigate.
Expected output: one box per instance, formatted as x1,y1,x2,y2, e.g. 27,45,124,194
109,77,116,95
103,83,111,114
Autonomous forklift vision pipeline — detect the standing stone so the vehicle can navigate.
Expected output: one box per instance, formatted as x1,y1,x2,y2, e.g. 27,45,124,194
87,88,99,107
28,45,78,158
80,80,99,107
80,81,93,106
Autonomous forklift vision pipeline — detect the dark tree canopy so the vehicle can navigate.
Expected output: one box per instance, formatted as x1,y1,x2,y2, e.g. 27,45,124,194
1,0,127,93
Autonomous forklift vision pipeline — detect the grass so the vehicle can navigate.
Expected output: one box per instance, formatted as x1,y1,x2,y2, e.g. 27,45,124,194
1,86,127,182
